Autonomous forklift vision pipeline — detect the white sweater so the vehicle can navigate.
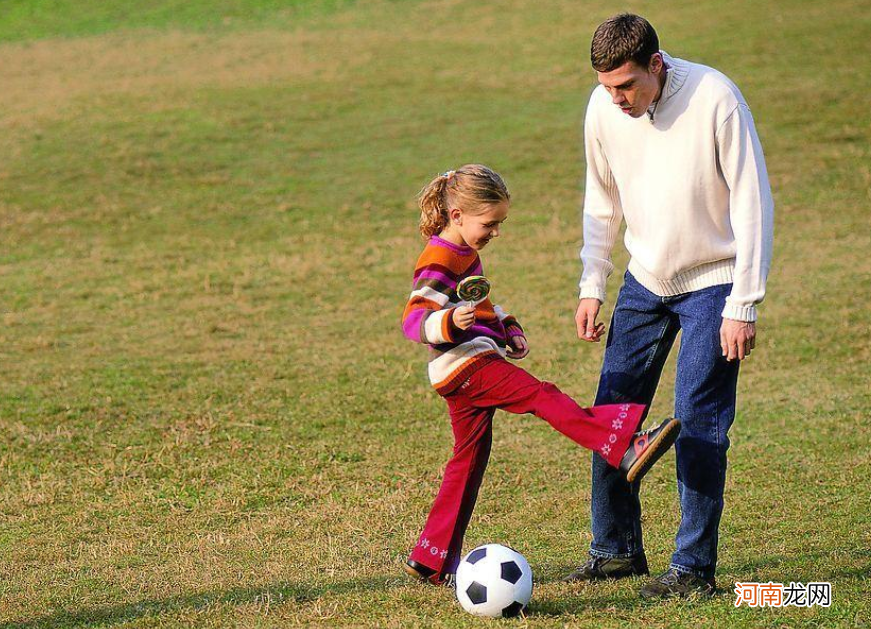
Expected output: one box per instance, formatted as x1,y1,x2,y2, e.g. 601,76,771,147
579,52,774,322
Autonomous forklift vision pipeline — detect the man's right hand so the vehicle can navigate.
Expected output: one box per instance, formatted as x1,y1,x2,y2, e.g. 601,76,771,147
575,298,605,342
452,305,476,330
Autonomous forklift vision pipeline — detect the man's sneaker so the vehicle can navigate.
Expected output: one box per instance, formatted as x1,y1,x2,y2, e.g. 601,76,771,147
403,559,455,587
620,418,681,483
561,553,649,582
639,568,715,599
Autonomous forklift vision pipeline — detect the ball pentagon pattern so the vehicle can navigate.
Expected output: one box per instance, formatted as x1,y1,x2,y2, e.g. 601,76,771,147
455,544,533,618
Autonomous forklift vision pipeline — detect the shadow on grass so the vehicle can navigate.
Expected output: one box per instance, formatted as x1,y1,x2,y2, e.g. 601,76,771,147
524,551,871,618
0,576,397,629
8,552,866,626
530,593,643,616
726,548,871,583
543,548,871,590
528,580,732,617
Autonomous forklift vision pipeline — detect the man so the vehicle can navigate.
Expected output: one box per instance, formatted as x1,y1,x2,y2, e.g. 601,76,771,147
565,14,773,598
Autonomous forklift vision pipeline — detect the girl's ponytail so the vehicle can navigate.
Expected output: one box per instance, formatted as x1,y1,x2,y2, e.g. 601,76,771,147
418,171,454,238
416,165,509,239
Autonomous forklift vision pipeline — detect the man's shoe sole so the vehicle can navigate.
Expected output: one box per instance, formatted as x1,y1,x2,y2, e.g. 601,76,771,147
626,419,681,483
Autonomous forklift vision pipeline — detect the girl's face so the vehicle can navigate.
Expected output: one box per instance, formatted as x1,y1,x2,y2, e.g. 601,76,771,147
450,201,509,250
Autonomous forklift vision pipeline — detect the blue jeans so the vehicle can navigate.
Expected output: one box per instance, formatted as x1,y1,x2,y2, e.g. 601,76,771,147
589,272,740,580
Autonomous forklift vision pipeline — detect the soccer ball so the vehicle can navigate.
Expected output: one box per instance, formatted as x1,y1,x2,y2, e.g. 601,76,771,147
455,544,533,618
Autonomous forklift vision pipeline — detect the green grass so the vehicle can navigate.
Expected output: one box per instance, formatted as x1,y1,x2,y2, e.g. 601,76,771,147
0,0,369,42
1,0,870,626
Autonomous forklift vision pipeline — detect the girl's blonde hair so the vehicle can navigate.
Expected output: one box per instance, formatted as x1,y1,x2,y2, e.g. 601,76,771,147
417,164,510,238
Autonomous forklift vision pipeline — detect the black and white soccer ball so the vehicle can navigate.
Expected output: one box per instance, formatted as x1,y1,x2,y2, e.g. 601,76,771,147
455,544,533,618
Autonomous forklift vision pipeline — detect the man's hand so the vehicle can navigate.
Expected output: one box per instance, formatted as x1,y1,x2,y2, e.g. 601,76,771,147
506,335,529,359
575,298,606,342
720,318,756,361
452,305,476,330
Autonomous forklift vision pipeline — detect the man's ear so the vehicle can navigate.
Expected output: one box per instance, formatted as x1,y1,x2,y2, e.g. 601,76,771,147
648,52,664,74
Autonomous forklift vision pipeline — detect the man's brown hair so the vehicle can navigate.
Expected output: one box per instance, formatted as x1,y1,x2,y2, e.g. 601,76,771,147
591,13,659,72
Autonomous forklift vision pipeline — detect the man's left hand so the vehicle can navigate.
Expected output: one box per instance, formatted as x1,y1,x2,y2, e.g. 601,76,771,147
720,318,756,361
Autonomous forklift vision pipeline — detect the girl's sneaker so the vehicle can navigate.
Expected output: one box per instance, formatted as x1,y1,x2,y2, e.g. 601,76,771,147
403,559,455,587
619,418,681,482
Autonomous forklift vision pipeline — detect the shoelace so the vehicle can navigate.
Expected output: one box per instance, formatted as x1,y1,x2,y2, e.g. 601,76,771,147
659,569,682,585
637,425,659,437
583,556,607,572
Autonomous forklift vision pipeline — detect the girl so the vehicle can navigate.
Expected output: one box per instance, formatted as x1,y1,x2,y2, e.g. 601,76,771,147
401,164,680,585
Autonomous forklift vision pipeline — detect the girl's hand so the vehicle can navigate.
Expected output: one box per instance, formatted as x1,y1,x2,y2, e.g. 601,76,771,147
506,335,529,359
452,306,476,330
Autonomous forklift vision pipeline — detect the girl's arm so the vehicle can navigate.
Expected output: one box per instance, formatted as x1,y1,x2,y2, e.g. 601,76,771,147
494,305,524,340
401,266,462,345
495,305,529,359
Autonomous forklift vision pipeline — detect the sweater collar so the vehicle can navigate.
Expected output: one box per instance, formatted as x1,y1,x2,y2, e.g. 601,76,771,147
430,235,474,255
659,50,690,101
646,51,690,122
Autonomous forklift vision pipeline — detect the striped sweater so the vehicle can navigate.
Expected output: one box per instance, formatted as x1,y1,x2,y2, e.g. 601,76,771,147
402,236,524,395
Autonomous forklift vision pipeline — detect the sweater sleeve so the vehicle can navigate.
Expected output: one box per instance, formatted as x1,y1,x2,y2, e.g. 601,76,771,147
401,263,460,345
494,305,524,338
579,97,624,304
716,104,774,322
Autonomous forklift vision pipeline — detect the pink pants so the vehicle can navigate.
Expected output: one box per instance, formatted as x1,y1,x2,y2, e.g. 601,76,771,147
409,358,645,575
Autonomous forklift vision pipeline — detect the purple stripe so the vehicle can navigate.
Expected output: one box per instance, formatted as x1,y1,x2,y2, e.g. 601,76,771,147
415,269,455,286
413,262,458,282
402,309,429,342
467,260,484,276
466,323,506,340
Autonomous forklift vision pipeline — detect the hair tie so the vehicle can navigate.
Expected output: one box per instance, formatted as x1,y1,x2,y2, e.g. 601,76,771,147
441,170,456,180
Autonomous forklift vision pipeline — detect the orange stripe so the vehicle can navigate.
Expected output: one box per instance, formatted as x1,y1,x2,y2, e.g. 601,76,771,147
475,311,498,323
433,350,501,393
441,308,454,342
416,245,478,276
402,296,442,321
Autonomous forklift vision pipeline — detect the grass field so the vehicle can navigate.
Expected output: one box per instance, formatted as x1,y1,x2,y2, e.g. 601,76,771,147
1,0,870,626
